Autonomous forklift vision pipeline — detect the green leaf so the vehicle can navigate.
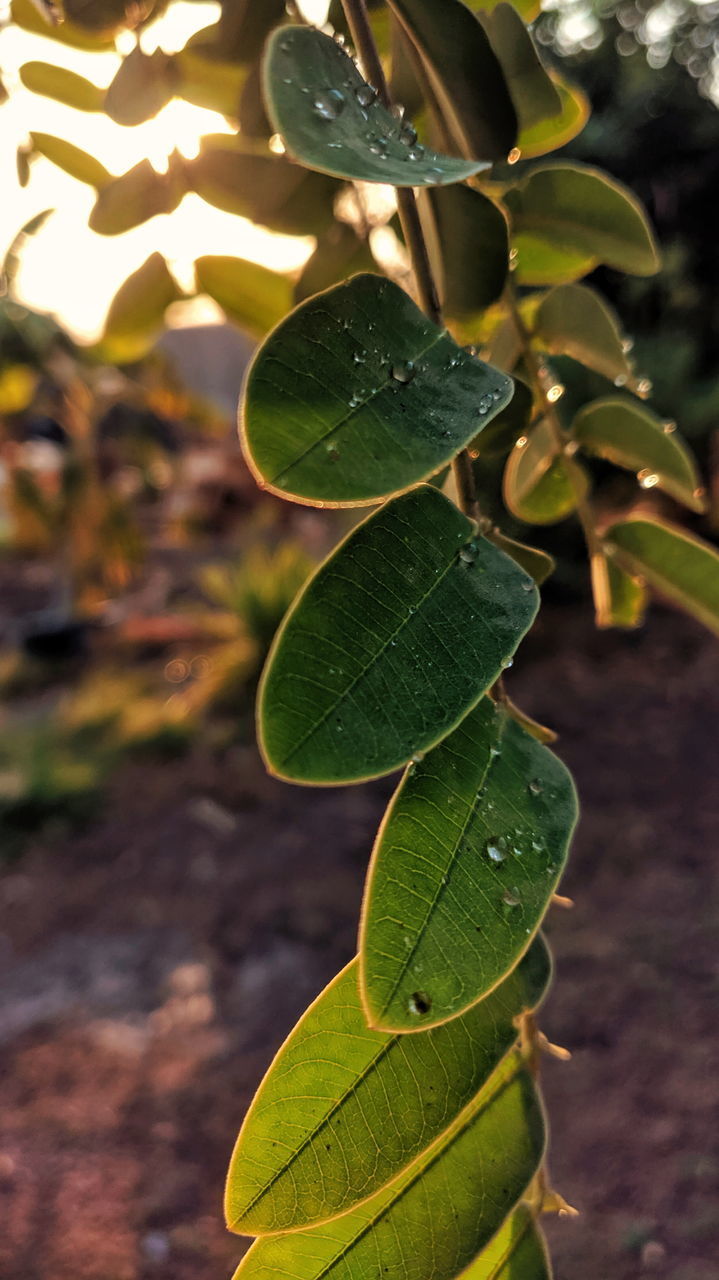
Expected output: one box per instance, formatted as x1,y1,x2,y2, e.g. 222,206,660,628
386,0,517,161
480,4,561,131
259,485,539,784
226,938,550,1233
29,130,110,188
263,26,488,186
188,136,339,235
104,47,175,125
242,274,513,506
591,551,647,630
89,158,185,235
19,61,105,111
517,72,589,159
507,162,661,285
361,697,576,1030
420,184,509,318
503,419,588,525
470,376,533,457
463,1205,551,1280
173,29,246,116
294,223,375,304
489,529,555,585
218,0,288,65
533,284,632,384
572,397,705,512
232,1050,544,1280
604,517,719,636
101,253,183,362
195,256,293,339
467,0,541,21
11,0,116,49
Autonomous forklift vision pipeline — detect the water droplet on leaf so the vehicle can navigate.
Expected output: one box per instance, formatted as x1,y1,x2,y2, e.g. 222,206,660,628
391,360,415,384
313,89,345,120
355,84,377,107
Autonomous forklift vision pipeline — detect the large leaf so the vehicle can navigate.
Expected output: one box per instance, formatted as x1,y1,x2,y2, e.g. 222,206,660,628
503,419,589,525
233,1051,544,1280
507,162,660,285
480,4,561,131
242,274,513,506
263,26,488,186
195,256,293,339
464,1205,551,1280
572,397,705,512
604,517,719,635
104,47,175,125
259,485,539,784
517,72,589,159
387,0,517,161
420,184,509,318
11,0,116,49
19,62,105,111
101,253,183,362
533,284,632,384
361,697,576,1030
89,158,185,235
188,136,338,235
29,130,110,188
227,938,550,1233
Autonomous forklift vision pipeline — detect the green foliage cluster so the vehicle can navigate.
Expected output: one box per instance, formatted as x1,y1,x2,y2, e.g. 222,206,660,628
7,1,719,1277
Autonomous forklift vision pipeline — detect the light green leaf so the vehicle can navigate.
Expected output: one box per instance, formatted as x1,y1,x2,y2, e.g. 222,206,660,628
480,4,561,131
188,136,339,235
489,529,555,585
242,274,513,506
195,256,292,339
517,72,589,159
263,26,488,186
507,162,660,285
503,420,588,525
29,130,110,188
105,47,175,125
463,1205,551,1280
227,938,550,1234
533,284,632,384
591,551,647,630
386,0,517,161
420,184,509,318
19,61,105,111
604,517,719,636
11,0,116,49
233,1051,544,1280
89,158,185,234
259,485,538,784
101,253,183,362
361,697,576,1030
467,0,541,21
572,397,705,512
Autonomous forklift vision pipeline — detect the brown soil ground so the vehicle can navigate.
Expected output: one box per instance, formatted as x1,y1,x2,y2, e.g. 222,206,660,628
0,603,717,1280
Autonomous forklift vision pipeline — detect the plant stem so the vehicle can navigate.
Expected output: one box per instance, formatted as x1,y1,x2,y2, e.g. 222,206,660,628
339,0,478,517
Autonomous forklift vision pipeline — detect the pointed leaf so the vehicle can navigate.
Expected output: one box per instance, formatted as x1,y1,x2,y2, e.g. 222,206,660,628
242,274,513,506
489,530,555,585
420,184,509,318
361,697,576,1030
572,397,705,512
591,551,647,630
263,26,488,186
534,284,632,384
227,938,550,1233
188,136,339,235
195,256,292,339
517,72,589,159
259,485,539,784
105,47,175,125
173,29,245,116
89,159,185,235
604,517,719,635
19,61,105,111
504,421,589,525
102,253,183,361
480,4,561,131
233,1051,544,1280
464,1205,551,1279
29,130,110,188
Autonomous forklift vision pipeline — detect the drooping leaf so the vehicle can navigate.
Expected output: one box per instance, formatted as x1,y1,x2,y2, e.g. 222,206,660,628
470,377,533,457
604,517,719,635
89,158,185,234
104,47,176,125
259,485,539,784
242,274,513,506
386,0,517,161
517,72,589,159
11,0,116,49
361,697,576,1030
463,1205,551,1280
420,184,509,318
591,550,647,630
226,938,550,1233
263,26,489,186
507,162,661,285
233,1051,544,1280
173,28,245,116
533,284,632,384
188,136,339,235
19,61,105,111
503,419,589,524
294,222,375,303
489,529,555,585
195,256,293,339
101,253,183,362
29,130,110,188
479,4,561,131
572,397,705,512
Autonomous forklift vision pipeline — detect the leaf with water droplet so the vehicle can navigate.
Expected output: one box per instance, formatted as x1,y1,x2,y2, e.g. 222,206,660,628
503,419,590,525
604,517,719,637
533,284,633,384
360,696,577,1030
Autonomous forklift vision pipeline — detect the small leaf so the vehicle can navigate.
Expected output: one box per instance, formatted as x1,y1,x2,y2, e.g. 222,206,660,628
507,162,661,285
19,61,105,111
572,397,705,512
463,1204,551,1279
263,26,489,186
105,47,176,125
101,253,183,362
361,697,576,1030
259,485,538,784
294,222,375,304
489,529,555,585
504,420,588,524
420,183,509,317
89,159,185,234
29,130,110,188
517,72,589,159
195,256,292,339
11,0,116,49
227,938,550,1233
480,4,561,131
604,517,719,636
591,551,647,630
242,273,513,506
533,284,632,384
233,1051,544,1280
188,136,339,235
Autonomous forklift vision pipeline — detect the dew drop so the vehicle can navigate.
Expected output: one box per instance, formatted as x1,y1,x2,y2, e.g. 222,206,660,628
408,991,432,1016
547,383,565,404
507,146,521,164
391,360,415,384
369,137,389,157
355,83,377,107
407,144,425,161
477,392,494,415
326,443,340,462
614,374,628,387
638,469,659,490
313,89,346,120
410,750,425,764
502,888,521,908
486,837,507,864
459,540,479,564
528,778,543,796
521,579,535,591
400,120,418,146
501,656,514,669
663,420,676,434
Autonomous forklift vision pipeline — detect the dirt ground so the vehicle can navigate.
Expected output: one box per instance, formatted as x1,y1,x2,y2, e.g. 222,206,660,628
0,602,716,1280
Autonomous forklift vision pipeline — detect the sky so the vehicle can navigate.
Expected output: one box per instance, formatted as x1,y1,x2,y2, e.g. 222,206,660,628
0,2,329,343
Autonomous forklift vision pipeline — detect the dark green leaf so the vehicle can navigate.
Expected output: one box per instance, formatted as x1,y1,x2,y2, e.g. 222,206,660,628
533,284,632,384
227,938,550,1233
572,397,705,512
19,61,105,111
259,485,538,784
264,26,489,186
294,222,375,304
503,419,588,524
480,4,561,131
105,47,176,126
471,376,533,457
89,158,186,235
591,551,647,630
516,71,589,159
420,184,509,318
188,136,339,235
232,1051,544,1280
242,273,513,506
195,256,292,339
29,130,110,188
604,517,719,635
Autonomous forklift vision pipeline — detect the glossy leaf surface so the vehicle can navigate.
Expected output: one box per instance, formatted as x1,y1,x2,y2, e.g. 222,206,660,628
242,274,513,505
19,61,104,111
605,518,719,635
259,486,539,784
421,184,509,317
361,698,576,1030
470,377,532,458
195,257,293,339
503,420,588,524
233,1051,544,1280
480,4,561,131
227,939,550,1234
572,397,705,511
29,130,110,188
534,284,632,383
